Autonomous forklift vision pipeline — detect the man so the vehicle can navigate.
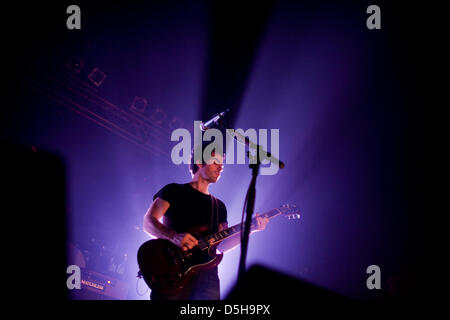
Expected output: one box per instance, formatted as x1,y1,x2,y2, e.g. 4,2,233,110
143,143,269,300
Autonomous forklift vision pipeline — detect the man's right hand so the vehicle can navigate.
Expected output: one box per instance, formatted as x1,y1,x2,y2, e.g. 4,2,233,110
172,233,199,251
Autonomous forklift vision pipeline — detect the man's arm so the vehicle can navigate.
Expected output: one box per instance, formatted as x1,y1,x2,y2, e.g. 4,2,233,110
143,197,198,251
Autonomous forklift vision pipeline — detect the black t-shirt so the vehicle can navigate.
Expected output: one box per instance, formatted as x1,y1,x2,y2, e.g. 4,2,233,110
153,183,227,234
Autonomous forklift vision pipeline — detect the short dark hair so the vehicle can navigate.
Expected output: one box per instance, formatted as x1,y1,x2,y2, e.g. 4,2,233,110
189,142,224,175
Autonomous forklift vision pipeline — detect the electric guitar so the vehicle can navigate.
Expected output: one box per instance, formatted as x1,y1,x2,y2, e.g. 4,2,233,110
137,204,301,295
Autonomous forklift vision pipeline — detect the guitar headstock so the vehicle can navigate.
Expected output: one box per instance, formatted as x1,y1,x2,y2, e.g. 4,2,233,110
280,204,301,220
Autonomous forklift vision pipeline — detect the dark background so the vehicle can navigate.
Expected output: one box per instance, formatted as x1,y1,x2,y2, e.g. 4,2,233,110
1,0,421,305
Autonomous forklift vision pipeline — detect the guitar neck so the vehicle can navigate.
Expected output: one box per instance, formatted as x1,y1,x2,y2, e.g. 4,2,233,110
198,208,283,249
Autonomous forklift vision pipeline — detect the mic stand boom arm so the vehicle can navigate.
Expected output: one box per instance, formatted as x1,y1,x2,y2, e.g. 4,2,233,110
225,129,285,169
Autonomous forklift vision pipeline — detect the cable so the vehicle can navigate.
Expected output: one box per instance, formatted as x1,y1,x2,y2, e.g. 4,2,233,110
135,277,149,297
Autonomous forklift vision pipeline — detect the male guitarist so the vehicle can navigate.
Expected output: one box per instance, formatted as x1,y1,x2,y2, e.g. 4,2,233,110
143,143,269,300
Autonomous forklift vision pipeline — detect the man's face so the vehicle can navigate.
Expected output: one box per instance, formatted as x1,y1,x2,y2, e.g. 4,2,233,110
200,152,224,183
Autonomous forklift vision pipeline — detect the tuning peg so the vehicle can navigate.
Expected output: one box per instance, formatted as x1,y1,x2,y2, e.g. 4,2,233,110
286,213,301,220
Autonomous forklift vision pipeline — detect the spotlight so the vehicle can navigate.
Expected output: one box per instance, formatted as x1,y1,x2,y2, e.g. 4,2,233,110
130,96,148,113
66,56,85,74
150,107,167,125
168,117,184,130
88,67,107,87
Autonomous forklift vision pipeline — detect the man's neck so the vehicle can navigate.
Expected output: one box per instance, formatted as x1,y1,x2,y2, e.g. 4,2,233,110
189,177,210,195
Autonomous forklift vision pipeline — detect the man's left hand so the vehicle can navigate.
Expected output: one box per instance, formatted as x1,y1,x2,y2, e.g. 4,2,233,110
254,213,269,231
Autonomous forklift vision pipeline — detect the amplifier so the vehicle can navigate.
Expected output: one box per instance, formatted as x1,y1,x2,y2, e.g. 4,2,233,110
69,268,129,300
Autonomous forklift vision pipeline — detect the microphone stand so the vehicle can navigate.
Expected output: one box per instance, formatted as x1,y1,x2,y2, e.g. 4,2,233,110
237,150,261,286
215,120,277,287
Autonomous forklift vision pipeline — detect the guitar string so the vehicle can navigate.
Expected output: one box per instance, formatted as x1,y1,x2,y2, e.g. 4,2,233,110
187,207,293,254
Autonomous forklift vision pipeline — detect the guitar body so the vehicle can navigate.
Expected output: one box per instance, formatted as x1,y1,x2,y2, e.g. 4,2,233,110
137,226,223,295
137,204,300,295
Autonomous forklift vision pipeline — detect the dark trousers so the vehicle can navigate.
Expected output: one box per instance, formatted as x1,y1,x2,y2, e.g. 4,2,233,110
150,267,220,300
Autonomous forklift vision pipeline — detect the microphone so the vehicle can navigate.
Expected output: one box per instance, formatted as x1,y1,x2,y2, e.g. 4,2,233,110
200,109,230,131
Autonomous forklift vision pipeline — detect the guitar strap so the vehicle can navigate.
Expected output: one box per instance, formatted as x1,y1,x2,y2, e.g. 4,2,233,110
210,194,219,233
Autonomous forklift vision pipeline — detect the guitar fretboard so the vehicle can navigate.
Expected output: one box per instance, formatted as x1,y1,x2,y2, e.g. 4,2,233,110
197,208,283,250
